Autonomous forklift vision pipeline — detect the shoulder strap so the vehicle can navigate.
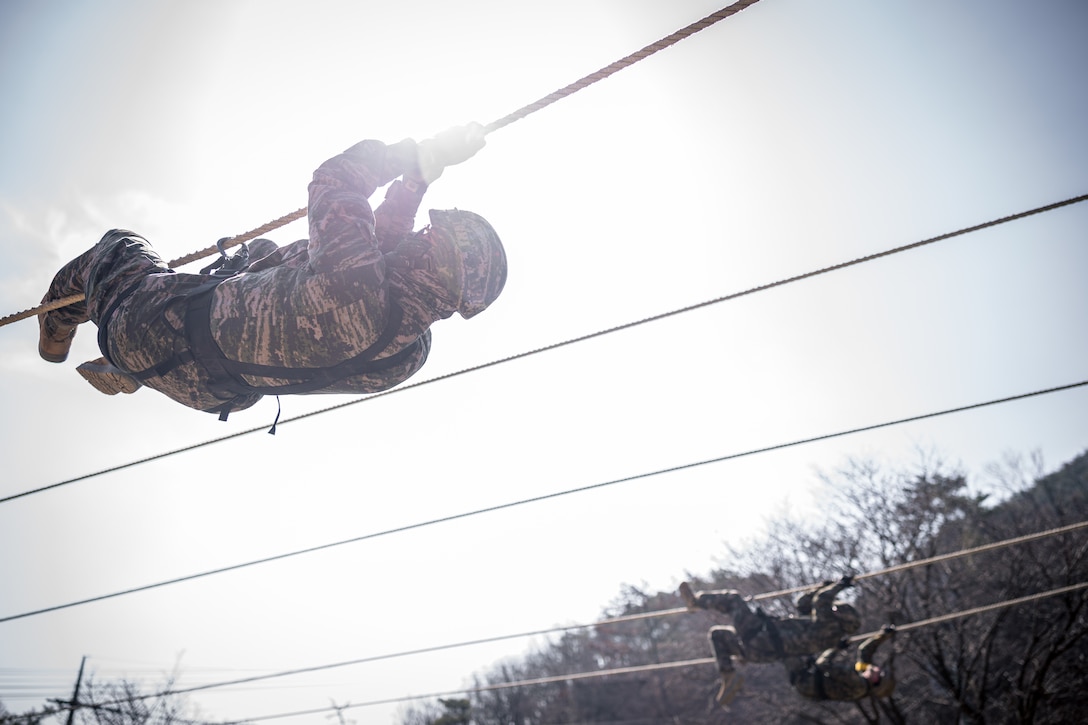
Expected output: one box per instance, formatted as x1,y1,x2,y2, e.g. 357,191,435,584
123,279,225,382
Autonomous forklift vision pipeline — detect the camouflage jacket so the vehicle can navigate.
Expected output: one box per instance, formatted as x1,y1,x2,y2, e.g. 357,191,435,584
699,580,860,661
44,139,442,415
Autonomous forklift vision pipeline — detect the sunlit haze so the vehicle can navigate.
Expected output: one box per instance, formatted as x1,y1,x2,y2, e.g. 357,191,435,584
1,1,1086,723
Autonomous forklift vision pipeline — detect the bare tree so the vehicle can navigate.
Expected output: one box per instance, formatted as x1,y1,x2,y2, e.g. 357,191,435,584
68,672,225,725
395,449,1088,725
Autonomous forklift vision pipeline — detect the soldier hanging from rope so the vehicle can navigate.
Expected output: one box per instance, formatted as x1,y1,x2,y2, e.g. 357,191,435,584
785,625,896,702
679,576,861,705
35,124,507,422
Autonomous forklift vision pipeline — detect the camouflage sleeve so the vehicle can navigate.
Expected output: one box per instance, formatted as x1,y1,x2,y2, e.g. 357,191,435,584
305,138,421,273
812,580,849,618
813,647,841,669
374,177,427,253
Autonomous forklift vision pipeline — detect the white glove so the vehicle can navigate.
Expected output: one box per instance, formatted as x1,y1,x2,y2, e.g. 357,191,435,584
416,122,486,184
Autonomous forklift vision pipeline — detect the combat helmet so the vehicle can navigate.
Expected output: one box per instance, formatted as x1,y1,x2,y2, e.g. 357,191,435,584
427,209,507,318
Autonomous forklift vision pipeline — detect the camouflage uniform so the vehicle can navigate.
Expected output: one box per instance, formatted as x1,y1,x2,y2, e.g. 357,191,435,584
679,578,862,705
689,578,861,664
40,138,486,416
786,627,896,701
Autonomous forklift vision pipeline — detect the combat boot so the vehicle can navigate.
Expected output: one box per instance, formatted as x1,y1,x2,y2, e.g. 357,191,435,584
715,670,744,706
76,357,141,395
679,582,699,610
38,314,77,363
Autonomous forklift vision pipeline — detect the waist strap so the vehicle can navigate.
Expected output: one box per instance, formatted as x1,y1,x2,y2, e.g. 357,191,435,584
183,286,415,397
103,275,416,419
139,277,415,418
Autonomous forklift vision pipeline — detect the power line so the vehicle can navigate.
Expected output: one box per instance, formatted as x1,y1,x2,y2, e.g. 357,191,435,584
0,0,763,328
4,192,1084,507
1,379,1084,627
13,523,1087,723
4,610,694,712
1,0,1079,719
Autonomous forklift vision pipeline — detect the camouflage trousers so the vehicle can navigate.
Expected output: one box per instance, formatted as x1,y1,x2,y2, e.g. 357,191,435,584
39,139,460,415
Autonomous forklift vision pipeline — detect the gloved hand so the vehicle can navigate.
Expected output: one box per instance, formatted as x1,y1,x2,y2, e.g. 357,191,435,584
416,122,486,184
839,574,855,588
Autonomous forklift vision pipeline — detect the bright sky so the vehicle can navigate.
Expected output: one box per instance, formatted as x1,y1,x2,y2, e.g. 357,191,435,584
1,1,1086,723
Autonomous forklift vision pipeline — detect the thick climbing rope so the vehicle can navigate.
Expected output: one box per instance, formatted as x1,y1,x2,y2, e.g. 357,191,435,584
847,580,1088,642
752,519,1088,603
230,656,720,724
0,0,761,329
3,208,313,325
32,579,1084,725
481,0,761,134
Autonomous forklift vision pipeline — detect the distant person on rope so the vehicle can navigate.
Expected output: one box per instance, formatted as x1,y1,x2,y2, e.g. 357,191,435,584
36,123,506,420
679,577,861,705
784,625,896,702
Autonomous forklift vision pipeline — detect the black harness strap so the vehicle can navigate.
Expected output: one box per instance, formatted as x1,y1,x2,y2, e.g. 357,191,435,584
205,302,414,396
756,609,787,658
96,248,416,420
105,278,245,420
168,281,414,419
179,280,255,419
813,663,830,701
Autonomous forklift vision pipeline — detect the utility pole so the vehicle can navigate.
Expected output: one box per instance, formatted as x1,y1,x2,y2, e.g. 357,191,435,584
65,656,87,725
